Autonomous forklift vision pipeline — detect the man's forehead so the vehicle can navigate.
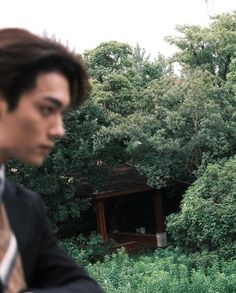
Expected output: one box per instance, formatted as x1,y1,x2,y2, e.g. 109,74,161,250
32,72,71,108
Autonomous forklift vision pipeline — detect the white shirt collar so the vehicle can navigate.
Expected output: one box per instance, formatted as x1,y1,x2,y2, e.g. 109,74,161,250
0,165,5,200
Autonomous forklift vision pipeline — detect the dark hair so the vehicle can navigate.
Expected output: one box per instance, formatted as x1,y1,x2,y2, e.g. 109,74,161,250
0,28,90,111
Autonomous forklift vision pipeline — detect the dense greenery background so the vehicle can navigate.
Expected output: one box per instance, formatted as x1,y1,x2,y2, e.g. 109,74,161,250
6,12,236,260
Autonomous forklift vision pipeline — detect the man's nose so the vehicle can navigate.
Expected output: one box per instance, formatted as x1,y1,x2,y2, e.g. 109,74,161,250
49,116,65,139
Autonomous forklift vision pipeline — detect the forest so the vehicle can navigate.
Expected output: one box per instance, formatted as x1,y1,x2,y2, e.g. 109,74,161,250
7,12,236,292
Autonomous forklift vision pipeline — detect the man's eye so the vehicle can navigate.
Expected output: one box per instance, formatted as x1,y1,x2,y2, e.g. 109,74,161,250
40,106,54,116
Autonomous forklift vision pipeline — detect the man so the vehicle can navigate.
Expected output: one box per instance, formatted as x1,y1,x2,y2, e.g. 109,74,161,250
0,28,103,292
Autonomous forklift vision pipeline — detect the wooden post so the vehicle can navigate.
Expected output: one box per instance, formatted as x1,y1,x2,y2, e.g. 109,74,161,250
95,199,108,240
153,191,165,233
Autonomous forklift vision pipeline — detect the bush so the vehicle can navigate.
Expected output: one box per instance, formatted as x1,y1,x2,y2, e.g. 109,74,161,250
60,233,115,266
87,248,236,293
167,157,236,259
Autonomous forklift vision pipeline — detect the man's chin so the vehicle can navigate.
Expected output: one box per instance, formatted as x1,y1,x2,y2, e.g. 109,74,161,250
28,160,44,166
17,155,45,166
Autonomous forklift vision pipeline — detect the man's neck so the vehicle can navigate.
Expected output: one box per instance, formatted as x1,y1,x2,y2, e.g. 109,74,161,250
0,147,10,164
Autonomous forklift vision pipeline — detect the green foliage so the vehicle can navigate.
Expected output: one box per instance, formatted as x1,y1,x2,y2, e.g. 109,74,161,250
84,12,236,257
84,41,133,82
167,157,236,259
93,69,236,188
60,233,115,266
165,12,236,80
87,248,236,293
86,13,236,191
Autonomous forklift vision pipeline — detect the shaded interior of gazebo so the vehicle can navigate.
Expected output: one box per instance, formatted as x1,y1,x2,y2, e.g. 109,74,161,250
76,164,166,252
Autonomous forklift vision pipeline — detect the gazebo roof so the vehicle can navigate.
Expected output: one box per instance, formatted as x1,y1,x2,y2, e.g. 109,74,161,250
71,164,151,198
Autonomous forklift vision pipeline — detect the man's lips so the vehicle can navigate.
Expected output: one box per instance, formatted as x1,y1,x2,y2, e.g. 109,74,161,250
39,145,54,152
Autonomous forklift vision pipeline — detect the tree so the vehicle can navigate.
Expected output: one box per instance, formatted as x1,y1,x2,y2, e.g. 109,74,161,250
84,41,133,82
94,69,236,188
165,12,236,80
167,157,236,259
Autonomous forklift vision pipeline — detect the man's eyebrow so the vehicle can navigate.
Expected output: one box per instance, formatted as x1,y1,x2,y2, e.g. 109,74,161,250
43,96,64,109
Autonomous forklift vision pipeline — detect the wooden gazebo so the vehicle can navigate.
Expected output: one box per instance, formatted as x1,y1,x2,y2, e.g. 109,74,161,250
77,164,166,252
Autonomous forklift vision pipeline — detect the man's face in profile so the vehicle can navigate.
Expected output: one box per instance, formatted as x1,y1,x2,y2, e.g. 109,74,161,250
0,72,70,165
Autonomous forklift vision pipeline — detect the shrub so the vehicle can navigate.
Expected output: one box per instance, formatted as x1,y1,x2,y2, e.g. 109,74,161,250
87,248,236,293
60,233,115,266
167,157,236,259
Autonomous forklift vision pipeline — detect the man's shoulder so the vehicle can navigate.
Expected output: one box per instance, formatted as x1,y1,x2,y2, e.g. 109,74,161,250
4,180,47,234
5,179,44,208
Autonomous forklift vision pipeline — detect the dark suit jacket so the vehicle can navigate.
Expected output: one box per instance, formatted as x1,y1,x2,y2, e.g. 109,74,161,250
3,180,103,293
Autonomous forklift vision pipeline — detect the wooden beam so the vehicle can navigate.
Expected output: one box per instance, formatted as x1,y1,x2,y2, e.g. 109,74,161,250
153,191,165,233
108,232,157,248
95,199,107,240
91,187,152,199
